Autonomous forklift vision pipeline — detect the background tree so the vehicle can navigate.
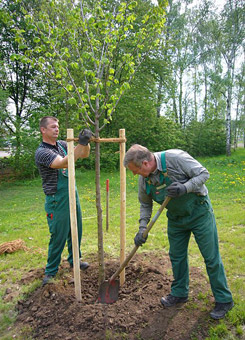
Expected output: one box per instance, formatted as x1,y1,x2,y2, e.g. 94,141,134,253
233,61,245,148
0,61,9,148
0,0,59,176
207,0,245,155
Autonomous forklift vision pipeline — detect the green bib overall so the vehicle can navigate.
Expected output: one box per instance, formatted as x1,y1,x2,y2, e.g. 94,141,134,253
145,152,232,302
44,145,82,276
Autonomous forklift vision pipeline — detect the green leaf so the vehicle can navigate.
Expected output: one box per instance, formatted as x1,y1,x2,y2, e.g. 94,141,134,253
37,21,45,30
128,1,138,10
67,97,77,105
77,87,84,93
71,62,79,69
67,85,74,91
33,37,40,43
61,60,67,68
10,54,18,61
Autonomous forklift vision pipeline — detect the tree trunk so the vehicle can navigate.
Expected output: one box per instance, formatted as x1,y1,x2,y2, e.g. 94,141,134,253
172,92,178,123
156,75,163,118
226,88,232,156
15,113,21,169
95,130,105,284
234,98,240,149
194,66,198,121
203,65,208,119
226,56,236,156
179,69,183,126
65,93,69,130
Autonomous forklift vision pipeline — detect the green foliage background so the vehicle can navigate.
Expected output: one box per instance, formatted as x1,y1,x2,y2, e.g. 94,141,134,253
0,0,244,179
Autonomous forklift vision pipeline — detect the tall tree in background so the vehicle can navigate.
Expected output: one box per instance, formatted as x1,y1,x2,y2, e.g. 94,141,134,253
0,62,9,147
233,62,245,147
157,0,208,126
194,2,226,120
17,0,167,282
0,0,46,166
209,0,245,155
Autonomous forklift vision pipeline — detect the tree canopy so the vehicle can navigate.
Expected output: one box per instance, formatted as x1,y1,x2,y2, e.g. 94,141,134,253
0,0,244,166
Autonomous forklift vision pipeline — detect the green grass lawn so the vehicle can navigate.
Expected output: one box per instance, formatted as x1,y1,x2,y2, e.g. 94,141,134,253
0,148,244,339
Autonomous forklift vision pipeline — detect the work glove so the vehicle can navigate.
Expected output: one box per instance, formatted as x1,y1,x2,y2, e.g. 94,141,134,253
166,182,187,198
78,129,93,145
134,226,148,247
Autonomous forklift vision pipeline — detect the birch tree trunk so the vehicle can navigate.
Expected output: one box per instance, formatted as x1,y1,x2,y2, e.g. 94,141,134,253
194,66,198,120
226,85,232,156
179,69,183,126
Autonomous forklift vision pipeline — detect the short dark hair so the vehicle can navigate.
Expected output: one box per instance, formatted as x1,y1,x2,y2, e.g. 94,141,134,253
124,144,152,167
39,116,59,131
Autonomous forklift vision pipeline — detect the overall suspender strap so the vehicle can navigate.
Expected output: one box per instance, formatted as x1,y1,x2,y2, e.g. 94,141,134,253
160,152,172,185
57,142,67,156
161,152,168,177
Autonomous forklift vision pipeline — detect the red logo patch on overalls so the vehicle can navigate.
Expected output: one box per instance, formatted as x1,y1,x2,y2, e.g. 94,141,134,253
47,213,53,220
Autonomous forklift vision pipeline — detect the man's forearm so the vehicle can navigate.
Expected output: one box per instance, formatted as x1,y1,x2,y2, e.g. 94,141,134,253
74,144,90,161
50,144,90,169
139,201,153,228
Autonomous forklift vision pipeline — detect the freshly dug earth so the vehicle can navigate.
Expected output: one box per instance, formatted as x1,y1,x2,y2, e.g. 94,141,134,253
13,252,216,340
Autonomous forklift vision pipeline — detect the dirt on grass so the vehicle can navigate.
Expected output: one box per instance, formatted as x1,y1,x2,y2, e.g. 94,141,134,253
7,252,217,340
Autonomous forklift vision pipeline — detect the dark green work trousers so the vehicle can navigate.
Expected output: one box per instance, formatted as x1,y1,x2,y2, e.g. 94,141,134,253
167,194,233,303
44,168,82,276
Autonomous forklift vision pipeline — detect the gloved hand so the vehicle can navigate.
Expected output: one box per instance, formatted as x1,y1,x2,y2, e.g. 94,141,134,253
134,226,148,247
167,182,187,198
78,129,93,145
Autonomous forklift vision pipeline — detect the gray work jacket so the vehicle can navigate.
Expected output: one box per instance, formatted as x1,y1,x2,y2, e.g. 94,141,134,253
138,149,210,228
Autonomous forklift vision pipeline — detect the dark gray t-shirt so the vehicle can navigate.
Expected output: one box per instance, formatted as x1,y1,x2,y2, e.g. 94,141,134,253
35,140,67,195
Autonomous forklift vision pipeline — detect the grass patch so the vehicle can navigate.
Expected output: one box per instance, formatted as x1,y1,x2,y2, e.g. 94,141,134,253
0,148,244,339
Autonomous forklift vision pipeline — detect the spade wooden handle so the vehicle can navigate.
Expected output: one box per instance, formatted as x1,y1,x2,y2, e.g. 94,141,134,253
110,196,171,282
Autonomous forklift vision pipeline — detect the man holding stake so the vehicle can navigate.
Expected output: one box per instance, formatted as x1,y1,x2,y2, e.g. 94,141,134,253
35,116,92,285
124,144,234,320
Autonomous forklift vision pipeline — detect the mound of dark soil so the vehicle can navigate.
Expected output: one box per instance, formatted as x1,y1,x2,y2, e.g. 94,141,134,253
13,252,215,340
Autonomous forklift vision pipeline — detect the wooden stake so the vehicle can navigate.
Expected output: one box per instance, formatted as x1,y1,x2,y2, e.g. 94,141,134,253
106,179,109,232
119,129,126,286
67,137,126,143
67,129,82,302
67,130,127,286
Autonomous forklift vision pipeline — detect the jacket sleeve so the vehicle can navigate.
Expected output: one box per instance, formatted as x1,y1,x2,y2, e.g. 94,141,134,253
174,151,210,193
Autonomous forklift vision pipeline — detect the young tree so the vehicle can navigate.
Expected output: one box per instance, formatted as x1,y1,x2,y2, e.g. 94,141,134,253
17,0,167,282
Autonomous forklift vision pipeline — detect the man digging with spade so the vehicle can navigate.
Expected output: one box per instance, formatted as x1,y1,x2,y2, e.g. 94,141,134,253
124,144,234,320
35,116,92,286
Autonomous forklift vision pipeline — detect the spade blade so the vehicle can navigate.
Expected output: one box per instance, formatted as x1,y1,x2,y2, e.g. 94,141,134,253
98,280,120,304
